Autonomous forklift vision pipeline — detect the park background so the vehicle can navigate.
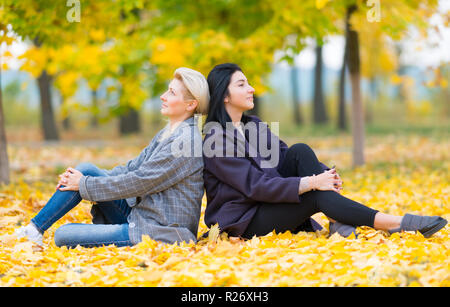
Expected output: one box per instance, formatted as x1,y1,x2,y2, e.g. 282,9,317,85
0,0,449,287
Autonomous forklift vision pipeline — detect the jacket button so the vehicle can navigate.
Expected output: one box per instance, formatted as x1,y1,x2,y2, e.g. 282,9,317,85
129,223,136,228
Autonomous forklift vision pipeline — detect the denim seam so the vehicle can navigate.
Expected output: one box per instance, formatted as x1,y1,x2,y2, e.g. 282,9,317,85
65,240,132,249
30,219,44,235
75,240,131,245
122,223,130,240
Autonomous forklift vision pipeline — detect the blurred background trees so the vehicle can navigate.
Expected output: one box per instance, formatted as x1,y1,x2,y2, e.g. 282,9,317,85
0,0,448,183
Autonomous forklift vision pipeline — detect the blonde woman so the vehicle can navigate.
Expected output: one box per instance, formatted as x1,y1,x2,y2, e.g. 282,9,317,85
15,68,210,248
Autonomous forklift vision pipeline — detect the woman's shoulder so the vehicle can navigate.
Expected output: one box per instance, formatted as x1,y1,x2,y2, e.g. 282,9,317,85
157,117,201,142
243,114,262,124
203,115,262,136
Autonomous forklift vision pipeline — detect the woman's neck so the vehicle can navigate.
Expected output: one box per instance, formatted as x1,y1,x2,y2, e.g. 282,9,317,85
225,104,243,127
160,114,191,142
168,114,191,132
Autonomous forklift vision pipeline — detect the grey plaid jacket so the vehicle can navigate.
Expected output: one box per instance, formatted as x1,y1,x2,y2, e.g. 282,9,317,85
79,116,204,245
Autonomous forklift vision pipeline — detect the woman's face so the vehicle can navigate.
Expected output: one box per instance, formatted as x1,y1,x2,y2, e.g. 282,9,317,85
160,78,196,119
225,71,255,113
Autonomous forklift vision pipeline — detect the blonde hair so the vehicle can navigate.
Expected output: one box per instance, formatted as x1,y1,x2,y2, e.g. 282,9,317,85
174,67,210,115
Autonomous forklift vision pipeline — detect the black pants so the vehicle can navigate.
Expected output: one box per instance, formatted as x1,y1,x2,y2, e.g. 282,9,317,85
242,143,378,238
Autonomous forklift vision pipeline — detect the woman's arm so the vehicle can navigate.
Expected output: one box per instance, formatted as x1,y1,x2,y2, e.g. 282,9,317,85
298,167,343,194
205,155,302,204
57,146,151,191
78,142,201,202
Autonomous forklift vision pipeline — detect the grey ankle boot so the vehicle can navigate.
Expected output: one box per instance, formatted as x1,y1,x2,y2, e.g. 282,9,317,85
388,214,447,238
329,222,358,238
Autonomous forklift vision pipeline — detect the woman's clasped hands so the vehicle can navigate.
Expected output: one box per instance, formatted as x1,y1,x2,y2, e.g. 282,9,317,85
311,166,344,194
56,167,83,192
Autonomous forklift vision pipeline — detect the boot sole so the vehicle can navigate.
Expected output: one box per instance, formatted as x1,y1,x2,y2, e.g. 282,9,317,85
420,218,448,238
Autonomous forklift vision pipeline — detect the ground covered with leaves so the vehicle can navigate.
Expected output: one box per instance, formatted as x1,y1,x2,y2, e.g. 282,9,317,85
0,134,449,286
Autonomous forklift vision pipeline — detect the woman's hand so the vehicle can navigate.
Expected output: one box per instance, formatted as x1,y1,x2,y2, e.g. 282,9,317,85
311,167,343,193
56,167,83,192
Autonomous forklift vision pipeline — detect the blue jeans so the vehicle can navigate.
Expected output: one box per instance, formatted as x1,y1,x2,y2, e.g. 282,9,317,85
31,162,133,248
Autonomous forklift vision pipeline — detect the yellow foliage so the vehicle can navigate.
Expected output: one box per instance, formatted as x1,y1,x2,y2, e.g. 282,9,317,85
150,37,195,80
18,47,48,78
315,0,331,10
0,135,449,286
390,74,403,85
54,71,80,99
89,29,106,42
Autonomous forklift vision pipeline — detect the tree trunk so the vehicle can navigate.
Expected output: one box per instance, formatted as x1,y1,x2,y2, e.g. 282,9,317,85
0,51,10,184
338,50,348,131
62,114,71,131
291,65,303,125
91,88,99,128
347,5,365,167
394,44,405,104
338,10,350,132
119,107,141,135
60,90,71,131
37,70,59,141
313,45,328,124
443,66,450,119
366,77,377,124
117,9,143,136
349,72,365,167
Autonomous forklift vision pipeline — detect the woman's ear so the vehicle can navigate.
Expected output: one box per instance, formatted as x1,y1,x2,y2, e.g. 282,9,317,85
187,99,199,112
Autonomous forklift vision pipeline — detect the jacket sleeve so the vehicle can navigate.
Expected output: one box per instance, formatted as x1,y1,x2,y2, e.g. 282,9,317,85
320,162,330,171
79,137,201,202
204,155,301,204
278,138,290,170
251,116,290,171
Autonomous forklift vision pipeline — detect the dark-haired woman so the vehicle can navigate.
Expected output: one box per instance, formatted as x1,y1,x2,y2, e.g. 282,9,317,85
202,63,447,239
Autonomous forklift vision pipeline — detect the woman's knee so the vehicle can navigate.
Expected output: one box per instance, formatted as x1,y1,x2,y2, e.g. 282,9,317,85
290,143,313,155
75,162,100,176
288,143,317,162
54,224,74,247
